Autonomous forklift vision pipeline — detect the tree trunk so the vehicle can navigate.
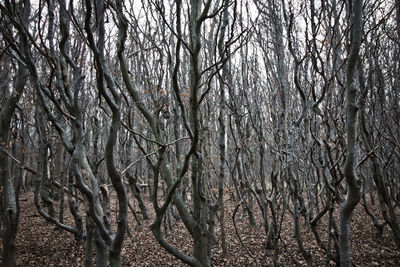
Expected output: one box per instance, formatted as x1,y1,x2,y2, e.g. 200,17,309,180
1,49,28,267
339,0,363,265
126,173,149,220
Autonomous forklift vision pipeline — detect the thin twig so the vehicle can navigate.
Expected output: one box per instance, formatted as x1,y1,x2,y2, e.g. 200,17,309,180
121,136,190,175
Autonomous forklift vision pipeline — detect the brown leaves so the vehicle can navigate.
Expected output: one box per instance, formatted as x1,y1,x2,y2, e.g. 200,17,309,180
1,192,399,266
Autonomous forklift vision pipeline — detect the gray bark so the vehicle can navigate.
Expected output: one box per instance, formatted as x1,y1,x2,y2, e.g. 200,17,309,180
84,0,128,265
1,58,27,267
0,3,29,266
339,0,363,266
126,173,149,220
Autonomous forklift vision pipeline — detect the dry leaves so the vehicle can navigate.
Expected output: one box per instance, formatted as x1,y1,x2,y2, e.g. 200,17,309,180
0,192,398,266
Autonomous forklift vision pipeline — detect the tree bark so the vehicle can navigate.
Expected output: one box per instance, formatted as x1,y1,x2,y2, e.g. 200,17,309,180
1,61,27,267
0,4,29,264
339,0,363,266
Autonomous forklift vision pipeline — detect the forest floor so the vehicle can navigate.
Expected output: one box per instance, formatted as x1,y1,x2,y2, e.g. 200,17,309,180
1,190,399,266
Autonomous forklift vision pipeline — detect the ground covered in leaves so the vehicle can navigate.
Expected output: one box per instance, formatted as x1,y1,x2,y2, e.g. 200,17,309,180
1,191,399,266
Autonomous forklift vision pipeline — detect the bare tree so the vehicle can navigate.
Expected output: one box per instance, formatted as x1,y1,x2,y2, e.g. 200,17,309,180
339,0,362,265
0,2,29,265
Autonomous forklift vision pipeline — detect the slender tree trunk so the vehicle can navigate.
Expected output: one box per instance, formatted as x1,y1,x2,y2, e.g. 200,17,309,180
85,219,94,267
339,1,363,266
54,142,64,201
190,1,211,266
1,59,28,267
126,173,148,220
59,150,67,224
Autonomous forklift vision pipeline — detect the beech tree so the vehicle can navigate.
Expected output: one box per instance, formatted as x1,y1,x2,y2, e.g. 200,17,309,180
1,0,399,266
0,2,29,266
